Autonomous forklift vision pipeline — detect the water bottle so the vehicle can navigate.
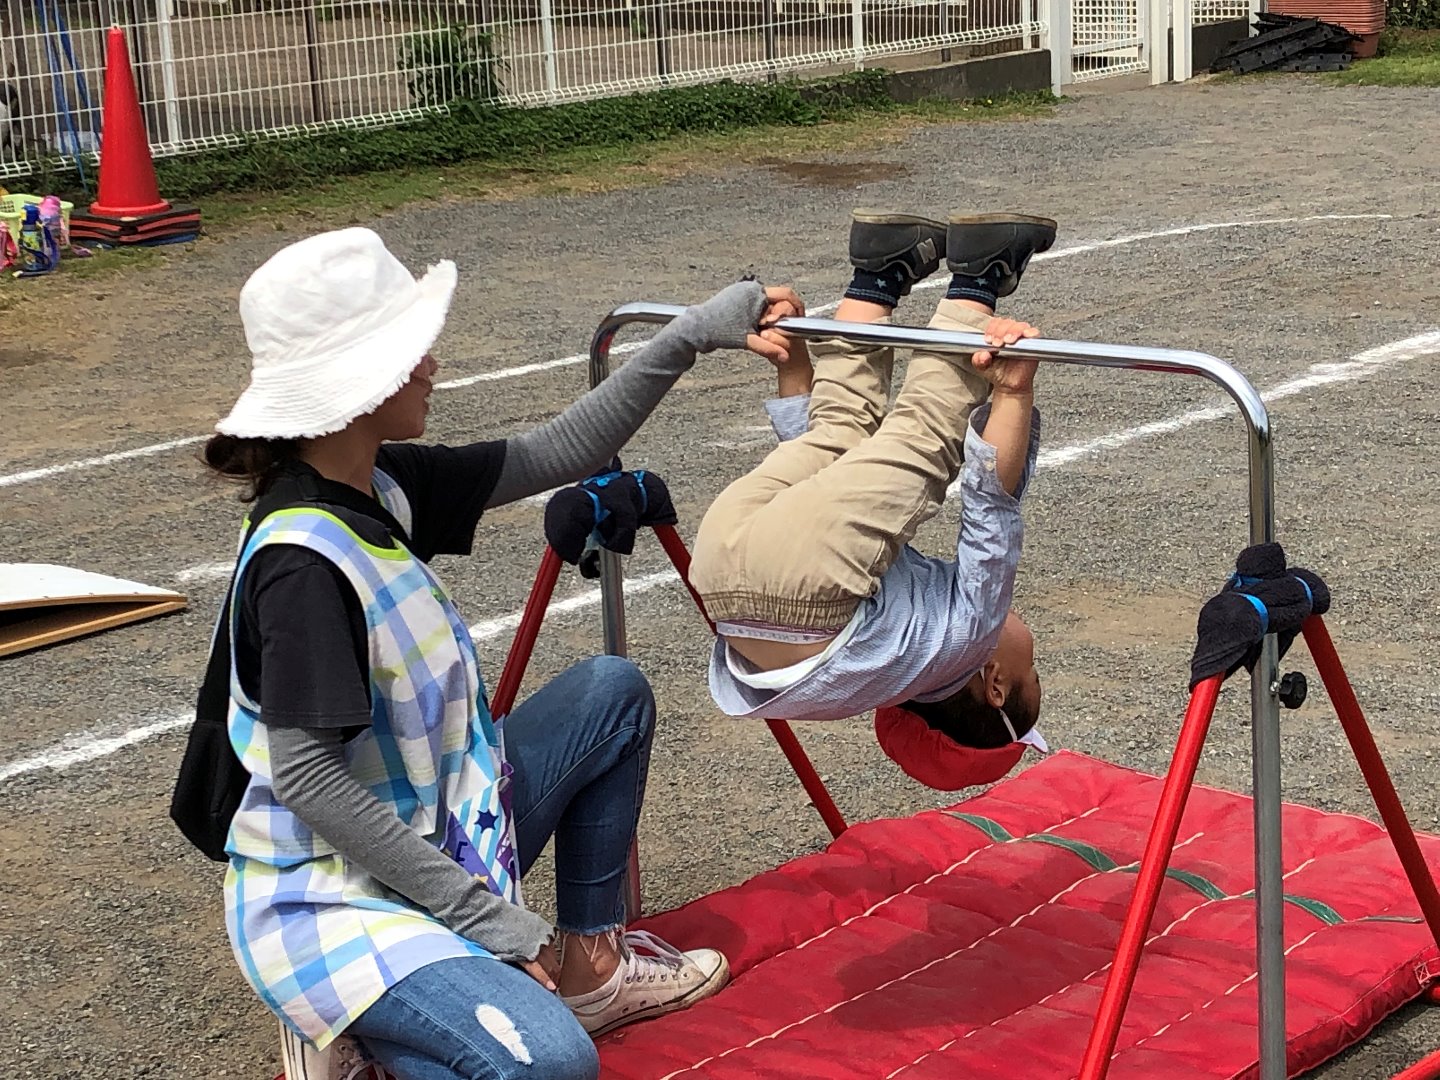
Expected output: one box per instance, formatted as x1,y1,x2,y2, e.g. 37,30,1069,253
17,202,57,274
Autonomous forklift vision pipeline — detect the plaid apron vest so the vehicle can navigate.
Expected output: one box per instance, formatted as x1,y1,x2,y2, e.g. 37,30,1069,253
222,468,521,1049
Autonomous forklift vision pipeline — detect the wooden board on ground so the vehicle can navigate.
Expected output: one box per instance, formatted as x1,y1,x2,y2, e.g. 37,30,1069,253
0,563,188,658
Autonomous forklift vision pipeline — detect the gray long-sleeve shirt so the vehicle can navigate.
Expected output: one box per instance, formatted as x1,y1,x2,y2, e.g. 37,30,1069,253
262,280,768,961
706,395,1042,721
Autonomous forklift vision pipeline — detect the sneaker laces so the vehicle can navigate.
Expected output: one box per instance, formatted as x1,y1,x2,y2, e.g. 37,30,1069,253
619,929,689,985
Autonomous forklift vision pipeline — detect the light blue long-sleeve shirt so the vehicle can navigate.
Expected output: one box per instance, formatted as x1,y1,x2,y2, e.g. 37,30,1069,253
706,394,1041,721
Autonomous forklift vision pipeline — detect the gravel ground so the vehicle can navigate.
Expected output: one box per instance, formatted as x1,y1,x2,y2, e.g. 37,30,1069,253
2,74,1439,1079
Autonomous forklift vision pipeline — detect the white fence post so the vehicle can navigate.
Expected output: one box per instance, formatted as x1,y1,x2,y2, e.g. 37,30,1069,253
1047,0,1071,94
1148,0,1168,82
1173,0,1193,80
539,0,560,99
154,0,183,146
852,0,865,70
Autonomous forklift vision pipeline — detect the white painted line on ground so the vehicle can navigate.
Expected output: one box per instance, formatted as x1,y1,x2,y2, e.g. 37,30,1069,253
0,568,684,785
465,568,681,641
433,341,645,391
1027,327,1440,475
0,214,1393,493
0,713,194,784
175,561,234,584
0,435,208,490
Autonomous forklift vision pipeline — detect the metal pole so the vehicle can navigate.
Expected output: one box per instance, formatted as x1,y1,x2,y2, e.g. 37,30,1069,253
1243,357,1284,1080
654,0,670,83
852,0,865,70
588,304,1283,1068
539,0,559,98
153,0,183,147
303,0,327,124
591,306,1273,428
764,0,778,80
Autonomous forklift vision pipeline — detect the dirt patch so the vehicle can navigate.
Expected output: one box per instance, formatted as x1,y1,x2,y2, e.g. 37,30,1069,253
1032,582,1204,650
0,345,70,371
763,159,913,187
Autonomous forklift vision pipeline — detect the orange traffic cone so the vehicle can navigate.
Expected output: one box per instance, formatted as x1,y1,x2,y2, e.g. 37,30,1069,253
70,26,200,245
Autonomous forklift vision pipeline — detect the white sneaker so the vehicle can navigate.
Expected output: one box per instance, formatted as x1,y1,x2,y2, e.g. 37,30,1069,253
560,930,730,1037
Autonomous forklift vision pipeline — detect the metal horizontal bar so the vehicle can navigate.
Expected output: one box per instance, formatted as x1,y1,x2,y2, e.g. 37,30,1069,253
590,303,1270,445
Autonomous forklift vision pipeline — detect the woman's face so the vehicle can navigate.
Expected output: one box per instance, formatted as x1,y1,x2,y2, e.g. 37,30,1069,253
371,354,438,441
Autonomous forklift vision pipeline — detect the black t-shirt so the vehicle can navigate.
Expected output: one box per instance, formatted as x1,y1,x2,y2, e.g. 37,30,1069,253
233,441,507,733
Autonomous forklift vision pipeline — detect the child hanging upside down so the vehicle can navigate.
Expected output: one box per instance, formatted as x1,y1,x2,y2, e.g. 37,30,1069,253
689,210,1056,780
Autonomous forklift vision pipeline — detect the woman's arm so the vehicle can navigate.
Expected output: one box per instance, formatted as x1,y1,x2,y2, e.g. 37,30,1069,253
485,279,773,508
269,726,555,962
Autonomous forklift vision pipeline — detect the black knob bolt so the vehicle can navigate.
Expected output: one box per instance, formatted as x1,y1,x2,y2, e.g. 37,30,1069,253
1278,671,1308,710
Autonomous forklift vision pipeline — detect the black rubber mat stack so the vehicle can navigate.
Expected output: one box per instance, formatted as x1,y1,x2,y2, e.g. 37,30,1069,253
1210,12,1360,73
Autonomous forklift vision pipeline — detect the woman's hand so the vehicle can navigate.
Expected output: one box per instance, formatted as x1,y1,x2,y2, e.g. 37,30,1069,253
519,939,562,992
970,316,1041,394
746,286,805,364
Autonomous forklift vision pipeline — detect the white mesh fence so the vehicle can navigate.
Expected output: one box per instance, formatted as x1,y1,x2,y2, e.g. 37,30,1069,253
1070,0,1145,80
0,0,1045,180
1192,0,1250,24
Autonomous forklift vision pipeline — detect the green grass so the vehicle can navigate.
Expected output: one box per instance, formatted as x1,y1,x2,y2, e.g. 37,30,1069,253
1328,28,1440,85
197,91,1055,234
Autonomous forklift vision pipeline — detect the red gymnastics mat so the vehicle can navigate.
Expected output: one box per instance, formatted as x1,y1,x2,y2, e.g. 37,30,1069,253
600,751,1440,1080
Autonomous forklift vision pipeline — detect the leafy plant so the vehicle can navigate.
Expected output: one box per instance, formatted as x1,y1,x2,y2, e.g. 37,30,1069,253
1386,0,1440,28
399,22,507,107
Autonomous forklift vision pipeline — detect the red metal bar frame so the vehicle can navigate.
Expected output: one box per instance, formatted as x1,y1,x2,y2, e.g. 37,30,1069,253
491,546,564,720
1394,1047,1440,1080
1303,617,1440,952
1077,674,1223,1080
1078,616,1440,1080
1387,986,1440,1079
653,524,849,839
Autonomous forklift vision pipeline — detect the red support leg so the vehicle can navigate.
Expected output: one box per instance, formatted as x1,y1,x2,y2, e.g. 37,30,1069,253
491,546,564,720
1078,674,1224,1080
1303,616,1440,952
653,524,849,838
1392,1048,1440,1080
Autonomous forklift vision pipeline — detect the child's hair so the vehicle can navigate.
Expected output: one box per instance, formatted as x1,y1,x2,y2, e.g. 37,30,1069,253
902,678,1039,750
203,433,301,502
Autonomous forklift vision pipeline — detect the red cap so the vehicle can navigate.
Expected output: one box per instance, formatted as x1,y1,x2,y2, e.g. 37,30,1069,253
874,705,1028,791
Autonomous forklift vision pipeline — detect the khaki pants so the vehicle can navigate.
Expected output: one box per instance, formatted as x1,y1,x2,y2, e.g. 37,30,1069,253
691,299,993,630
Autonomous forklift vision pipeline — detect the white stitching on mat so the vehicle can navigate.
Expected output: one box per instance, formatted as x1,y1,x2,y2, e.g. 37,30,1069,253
1114,930,1324,1062
653,817,1181,1080
882,834,1241,1080
1113,886,1432,1068
782,806,1104,959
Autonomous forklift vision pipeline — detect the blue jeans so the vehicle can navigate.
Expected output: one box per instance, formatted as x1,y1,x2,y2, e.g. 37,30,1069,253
350,655,656,1080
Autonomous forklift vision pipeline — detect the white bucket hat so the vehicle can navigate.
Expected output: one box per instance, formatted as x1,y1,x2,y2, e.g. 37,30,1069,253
217,227,458,439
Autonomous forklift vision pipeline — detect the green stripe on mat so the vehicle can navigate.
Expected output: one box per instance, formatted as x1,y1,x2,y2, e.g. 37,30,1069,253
1024,833,1121,872
944,811,1343,920
948,812,1014,844
1238,890,1347,926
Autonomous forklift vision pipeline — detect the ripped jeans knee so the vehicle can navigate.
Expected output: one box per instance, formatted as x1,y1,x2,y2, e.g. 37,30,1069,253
351,956,600,1080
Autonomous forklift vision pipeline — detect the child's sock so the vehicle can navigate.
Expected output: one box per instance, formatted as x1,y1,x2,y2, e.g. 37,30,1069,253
844,266,909,309
945,268,1001,310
